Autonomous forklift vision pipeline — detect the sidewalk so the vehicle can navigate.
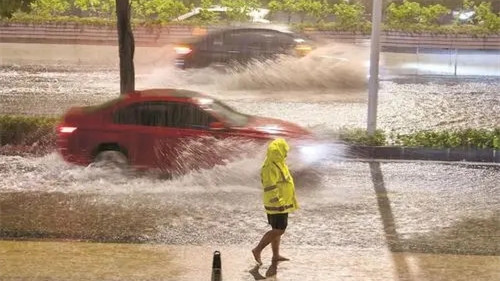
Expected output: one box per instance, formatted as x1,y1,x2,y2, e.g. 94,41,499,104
1,240,499,281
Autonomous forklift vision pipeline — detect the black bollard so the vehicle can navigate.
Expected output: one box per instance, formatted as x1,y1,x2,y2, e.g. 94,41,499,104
211,250,222,281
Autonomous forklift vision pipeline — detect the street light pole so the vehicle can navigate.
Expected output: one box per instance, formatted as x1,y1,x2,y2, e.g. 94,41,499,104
367,0,382,135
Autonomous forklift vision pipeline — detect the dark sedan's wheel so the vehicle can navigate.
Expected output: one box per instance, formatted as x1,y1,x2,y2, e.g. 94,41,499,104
93,150,128,170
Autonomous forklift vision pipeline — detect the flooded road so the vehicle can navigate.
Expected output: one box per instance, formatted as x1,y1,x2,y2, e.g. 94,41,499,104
1,43,499,134
1,43,499,280
1,156,499,280
1,155,499,251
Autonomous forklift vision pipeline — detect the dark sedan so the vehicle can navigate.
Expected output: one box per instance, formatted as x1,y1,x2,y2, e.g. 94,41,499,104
174,27,313,69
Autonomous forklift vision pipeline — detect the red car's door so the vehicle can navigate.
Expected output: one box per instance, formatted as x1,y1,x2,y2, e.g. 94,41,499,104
110,99,247,173
110,101,179,170
159,101,233,174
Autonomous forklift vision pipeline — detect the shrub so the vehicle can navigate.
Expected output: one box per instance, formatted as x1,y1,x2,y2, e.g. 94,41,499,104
338,127,500,149
0,115,59,146
386,0,450,29
474,2,500,32
337,127,386,146
392,128,500,149
331,1,370,30
0,115,498,154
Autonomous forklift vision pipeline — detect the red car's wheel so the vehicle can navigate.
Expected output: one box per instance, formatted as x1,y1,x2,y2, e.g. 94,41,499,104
93,150,128,170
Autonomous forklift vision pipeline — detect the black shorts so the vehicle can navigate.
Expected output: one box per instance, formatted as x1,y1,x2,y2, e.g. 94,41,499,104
267,213,288,230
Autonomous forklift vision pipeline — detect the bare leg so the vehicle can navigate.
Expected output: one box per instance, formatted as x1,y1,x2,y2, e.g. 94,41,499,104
271,235,280,259
271,235,290,262
252,229,285,265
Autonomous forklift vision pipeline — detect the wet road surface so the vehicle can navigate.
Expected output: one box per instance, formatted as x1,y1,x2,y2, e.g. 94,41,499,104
1,43,499,280
1,156,499,280
2,240,499,281
1,43,499,134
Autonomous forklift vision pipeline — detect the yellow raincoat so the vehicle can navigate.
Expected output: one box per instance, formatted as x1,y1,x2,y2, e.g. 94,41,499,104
261,138,299,214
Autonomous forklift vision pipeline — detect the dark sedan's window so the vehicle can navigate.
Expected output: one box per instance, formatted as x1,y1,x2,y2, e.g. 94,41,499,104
230,30,294,51
273,33,294,48
246,32,272,50
113,101,216,129
223,30,248,46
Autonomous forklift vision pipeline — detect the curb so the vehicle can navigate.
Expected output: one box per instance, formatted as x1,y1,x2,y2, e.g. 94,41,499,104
346,146,500,163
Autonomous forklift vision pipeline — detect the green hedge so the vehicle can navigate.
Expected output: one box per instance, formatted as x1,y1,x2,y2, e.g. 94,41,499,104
3,18,499,36
0,115,499,150
2,0,500,35
0,115,59,146
392,129,500,149
337,128,387,146
2,14,500,36
338,127,500,149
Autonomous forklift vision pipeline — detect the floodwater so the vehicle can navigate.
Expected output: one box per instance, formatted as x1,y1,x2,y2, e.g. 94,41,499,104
0,42,500,280
1,157,499,280
1,43,499,133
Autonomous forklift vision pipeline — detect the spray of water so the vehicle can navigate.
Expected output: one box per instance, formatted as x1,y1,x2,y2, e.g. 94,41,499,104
0,136,347,194
139,42,369,98
221,45,368,91
153,136,264,181
1,41,361,195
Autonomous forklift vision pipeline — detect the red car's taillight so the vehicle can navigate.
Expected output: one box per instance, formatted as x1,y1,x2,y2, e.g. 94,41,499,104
174,46,193,55
58,126,77,134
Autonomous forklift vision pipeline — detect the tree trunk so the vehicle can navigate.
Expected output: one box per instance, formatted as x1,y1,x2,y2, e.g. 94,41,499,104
116,0,135,95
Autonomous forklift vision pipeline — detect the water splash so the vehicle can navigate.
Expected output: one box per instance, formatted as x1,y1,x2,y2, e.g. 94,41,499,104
153,136,265,180
0,136,346,194
220,45,368,91
139,42,368,95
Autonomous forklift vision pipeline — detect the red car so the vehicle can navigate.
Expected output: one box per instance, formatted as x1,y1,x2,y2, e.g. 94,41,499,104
57,88,312,173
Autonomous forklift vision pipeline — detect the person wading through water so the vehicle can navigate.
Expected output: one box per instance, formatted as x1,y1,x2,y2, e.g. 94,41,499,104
252,138,299,266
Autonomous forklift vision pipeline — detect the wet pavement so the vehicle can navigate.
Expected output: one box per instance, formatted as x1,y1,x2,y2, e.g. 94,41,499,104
1,240,500,281
1,157,499,280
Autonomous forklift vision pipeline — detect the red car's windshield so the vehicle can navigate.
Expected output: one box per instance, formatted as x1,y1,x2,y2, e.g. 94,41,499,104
200,99,250,127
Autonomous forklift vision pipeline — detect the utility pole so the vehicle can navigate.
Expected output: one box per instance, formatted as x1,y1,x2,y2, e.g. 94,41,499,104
116,0,135,95
367,0,382,135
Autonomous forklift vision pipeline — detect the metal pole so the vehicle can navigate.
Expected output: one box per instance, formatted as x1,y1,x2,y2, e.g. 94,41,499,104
367,0,383,135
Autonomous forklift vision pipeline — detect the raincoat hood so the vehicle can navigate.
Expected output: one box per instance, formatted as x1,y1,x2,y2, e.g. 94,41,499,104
265,138,289,164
